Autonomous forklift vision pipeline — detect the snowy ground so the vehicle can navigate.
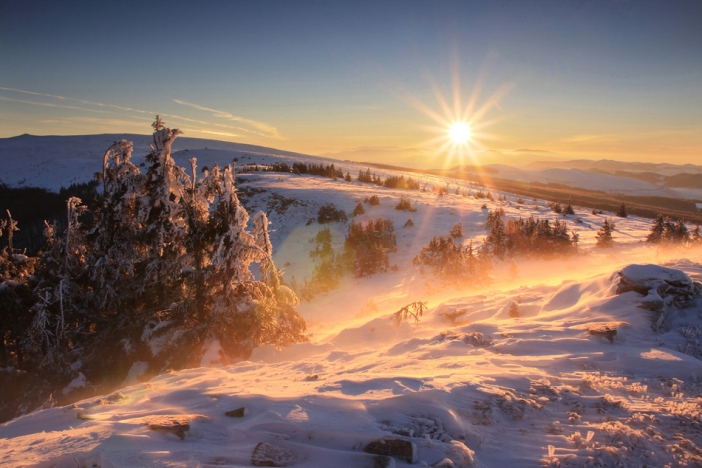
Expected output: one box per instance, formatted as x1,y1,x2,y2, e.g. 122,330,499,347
1,135,702,467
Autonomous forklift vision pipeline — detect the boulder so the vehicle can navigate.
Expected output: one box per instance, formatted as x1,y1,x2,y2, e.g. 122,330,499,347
616,264,700,308
617,264,692,295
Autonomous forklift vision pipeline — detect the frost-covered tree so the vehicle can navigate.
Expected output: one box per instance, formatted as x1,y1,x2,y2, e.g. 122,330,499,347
139,118,188,303
253,211,280,290
91,140,144,311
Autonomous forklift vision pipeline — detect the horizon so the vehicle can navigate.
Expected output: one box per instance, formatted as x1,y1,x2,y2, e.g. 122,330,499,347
1,1,700,166
3,131,702,172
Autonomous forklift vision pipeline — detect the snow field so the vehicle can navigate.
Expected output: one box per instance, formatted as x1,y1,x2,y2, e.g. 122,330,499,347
2,135,702,466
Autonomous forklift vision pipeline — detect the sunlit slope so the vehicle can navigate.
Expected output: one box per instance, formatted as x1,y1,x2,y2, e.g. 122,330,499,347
2,260,702,467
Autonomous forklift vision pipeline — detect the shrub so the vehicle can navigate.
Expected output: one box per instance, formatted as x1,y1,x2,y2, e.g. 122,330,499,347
368,195,380,206
345,217,396,277
403,217,414,228
508,302,520,318
395,196,417,212
413,237,490,285
317,203,348,224
450,222,464,238
352,202,365,216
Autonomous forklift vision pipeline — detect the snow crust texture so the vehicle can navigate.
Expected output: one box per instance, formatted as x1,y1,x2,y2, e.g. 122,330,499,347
2,261,702,467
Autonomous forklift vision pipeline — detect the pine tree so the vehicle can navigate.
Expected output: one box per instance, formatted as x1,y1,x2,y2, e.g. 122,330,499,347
485,213,507,260
692,225,701,244
564,197,575,215
595,219,614,248
352,202,365,216
616,204,627,218
647,214,667,244
450,221,464,238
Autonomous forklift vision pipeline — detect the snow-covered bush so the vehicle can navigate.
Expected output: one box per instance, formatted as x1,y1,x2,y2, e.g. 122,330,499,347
345,217,396,277
0,117,308,419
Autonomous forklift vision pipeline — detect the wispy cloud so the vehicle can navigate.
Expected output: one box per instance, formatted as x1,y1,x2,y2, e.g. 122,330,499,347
0,87,153,115
173,99,283,140
0,87,280,142
199,130,241,138
0,95,108,113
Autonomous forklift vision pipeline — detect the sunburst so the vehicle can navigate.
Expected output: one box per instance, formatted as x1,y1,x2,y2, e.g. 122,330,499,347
404,62,512,169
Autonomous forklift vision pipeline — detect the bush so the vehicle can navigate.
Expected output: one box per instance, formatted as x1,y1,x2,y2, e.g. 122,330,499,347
367,195,380,206
352,202,365,216
317,203,348,224
413,237,490,285
345,217,396,277
403,217,414,228
508,302,520,318
450,222,464,238
395,196,417,212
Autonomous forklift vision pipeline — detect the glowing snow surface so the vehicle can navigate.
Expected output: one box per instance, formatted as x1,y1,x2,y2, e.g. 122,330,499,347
2,135,702,466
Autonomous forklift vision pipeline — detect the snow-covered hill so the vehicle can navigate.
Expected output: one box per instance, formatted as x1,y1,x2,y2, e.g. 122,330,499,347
455,164,702,201
3,134,702,203
2,133,702,466
2,259,702,467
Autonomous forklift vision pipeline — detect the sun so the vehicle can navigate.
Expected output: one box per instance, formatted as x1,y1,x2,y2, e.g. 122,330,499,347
449,122,471,144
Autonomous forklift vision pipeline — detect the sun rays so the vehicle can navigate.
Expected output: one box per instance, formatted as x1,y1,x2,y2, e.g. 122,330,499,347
403,62,513,170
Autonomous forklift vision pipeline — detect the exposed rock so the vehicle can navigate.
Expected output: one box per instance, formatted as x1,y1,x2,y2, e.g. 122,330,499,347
364,438,417,464
119,414,204,440
463,332,493,347
146,416,192,439
586,323,622,343
573,322,626,343
617,264,693,294
252,442,297,467
225,407,247,418
615,264,701,310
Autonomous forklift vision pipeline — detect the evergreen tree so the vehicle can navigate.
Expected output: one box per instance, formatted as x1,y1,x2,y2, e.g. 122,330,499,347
692,225,701,244
595,219,614,248
647,214,667,244
564,197,575,215
484,213,507,260
352,202,365,216
616,203,628,218
450,221,464,238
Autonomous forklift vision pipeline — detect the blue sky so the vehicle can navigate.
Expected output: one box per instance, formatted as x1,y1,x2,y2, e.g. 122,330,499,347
1,0,700,164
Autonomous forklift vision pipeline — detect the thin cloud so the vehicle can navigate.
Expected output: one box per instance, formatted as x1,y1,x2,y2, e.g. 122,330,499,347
0,95,108,113
0,86,282,143
173,99,283,140
0,87,152,115
199,130,241,138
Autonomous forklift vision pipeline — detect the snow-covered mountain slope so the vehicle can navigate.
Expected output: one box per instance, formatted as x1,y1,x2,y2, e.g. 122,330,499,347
2,259,702,467
3,134,702,203
0,134,324,191
2,133,702,466
472,165,702,201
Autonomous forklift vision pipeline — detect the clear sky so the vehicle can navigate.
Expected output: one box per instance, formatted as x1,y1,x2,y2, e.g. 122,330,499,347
1,0,700,166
